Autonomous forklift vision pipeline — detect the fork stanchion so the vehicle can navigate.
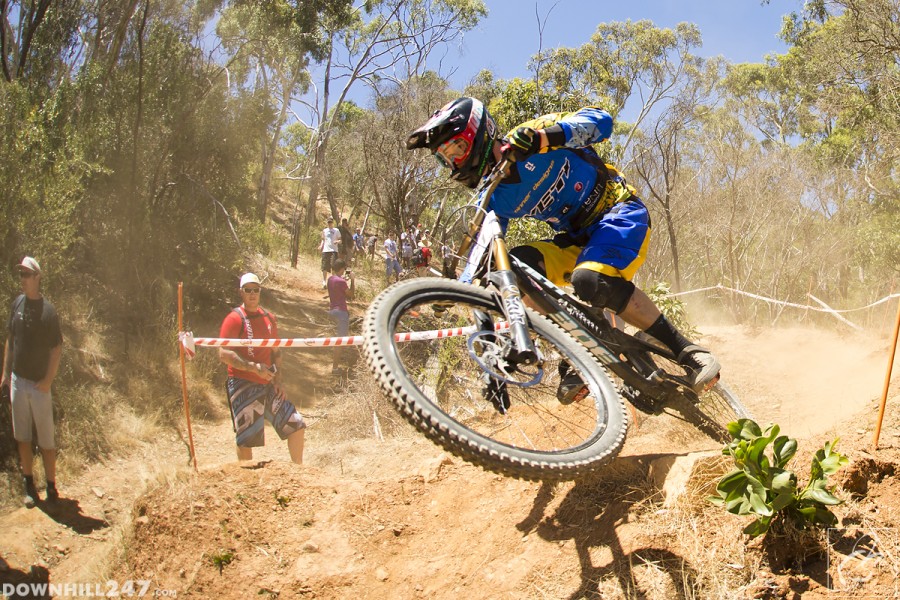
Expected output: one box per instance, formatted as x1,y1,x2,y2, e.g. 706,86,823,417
873,295,900,451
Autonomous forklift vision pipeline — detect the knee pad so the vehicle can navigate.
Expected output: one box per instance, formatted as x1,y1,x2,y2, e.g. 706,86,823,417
509,244,547,278
571,269,635,314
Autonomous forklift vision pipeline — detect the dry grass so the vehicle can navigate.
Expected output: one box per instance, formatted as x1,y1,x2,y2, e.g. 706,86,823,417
312,362,415,446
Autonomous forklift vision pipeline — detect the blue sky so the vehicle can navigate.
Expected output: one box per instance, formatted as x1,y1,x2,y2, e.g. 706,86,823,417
444,0,795,89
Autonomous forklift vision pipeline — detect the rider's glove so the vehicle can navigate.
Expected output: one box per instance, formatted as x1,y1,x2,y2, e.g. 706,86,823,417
505,127,540,162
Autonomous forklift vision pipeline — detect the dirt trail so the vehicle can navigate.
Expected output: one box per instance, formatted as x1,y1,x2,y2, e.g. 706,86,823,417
702,324,896,438
1,260,899,598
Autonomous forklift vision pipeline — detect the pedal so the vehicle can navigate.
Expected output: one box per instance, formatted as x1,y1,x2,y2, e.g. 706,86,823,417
431,301,453,316
701,373,721,393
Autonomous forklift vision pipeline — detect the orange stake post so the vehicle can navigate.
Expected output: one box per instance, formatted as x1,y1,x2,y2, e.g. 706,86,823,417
873,295,900,451
178,282,198,471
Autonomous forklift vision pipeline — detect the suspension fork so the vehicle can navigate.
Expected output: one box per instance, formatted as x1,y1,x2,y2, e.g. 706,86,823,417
487,236,538,366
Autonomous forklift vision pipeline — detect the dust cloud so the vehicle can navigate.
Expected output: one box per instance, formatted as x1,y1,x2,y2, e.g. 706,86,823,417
700,324,898,439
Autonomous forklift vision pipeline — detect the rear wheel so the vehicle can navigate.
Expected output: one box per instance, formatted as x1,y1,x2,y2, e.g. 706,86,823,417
363,278,628,480
673,380,751,443
624,336,752,443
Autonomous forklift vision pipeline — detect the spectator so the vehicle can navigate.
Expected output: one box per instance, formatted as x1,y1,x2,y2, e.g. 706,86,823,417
441,241,455,278
218,273,306,464
383,232,401,283
414,239,433,277
401,237,413,270
366,233,377,261
2,257,63,508
338,218,354,263
320,217,341,288
353,227,364,256
327,259,355,377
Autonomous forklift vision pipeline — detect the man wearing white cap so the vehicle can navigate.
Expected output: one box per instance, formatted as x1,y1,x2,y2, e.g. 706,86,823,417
2,256,63,507
218,273,305,463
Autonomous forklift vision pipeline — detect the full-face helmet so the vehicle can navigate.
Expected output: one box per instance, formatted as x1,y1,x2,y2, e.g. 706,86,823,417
406,97,498,188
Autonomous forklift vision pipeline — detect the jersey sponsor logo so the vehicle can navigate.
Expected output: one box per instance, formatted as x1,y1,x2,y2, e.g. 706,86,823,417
526,158,571,218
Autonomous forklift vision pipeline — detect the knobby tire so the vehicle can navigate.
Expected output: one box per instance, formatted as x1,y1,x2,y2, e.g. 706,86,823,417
363,278,628,480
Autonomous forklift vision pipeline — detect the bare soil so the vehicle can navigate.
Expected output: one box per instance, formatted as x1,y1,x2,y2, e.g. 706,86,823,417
2,260,899,599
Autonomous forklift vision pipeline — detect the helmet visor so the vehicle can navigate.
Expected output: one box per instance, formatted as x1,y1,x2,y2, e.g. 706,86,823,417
434,136,471,171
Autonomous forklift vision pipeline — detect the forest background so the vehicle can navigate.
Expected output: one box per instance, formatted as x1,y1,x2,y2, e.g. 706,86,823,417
0,0,897,495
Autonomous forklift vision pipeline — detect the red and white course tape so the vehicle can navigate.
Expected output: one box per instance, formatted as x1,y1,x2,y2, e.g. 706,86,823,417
178,322,510,358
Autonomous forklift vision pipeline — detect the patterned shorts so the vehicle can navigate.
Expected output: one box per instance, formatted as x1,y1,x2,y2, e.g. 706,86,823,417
226,378,306,448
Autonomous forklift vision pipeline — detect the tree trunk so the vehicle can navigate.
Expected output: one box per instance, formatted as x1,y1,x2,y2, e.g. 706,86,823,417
258,68,299,222
663,201,682,292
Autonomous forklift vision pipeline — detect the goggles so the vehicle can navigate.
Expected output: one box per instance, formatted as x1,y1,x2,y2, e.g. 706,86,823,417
434,136,471,170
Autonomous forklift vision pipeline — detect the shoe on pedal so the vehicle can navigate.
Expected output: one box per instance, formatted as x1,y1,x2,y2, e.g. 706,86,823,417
677,345,721,392
557,371,588,405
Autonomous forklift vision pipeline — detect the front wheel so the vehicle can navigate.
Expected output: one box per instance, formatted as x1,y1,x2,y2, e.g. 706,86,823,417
363,278,627,480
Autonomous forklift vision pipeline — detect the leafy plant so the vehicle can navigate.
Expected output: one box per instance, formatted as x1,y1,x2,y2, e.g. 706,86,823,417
645,282,698,338
210,549,235,573
709,419,848,538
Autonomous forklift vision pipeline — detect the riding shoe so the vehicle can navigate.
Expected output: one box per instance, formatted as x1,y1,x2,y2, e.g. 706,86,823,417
677,345,721,392
557,371,589,404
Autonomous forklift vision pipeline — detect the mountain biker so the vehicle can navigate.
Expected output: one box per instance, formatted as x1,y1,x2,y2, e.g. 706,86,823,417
406,97,720,398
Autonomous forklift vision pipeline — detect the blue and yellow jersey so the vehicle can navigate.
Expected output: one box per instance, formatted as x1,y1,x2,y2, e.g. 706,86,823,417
488,107,635,232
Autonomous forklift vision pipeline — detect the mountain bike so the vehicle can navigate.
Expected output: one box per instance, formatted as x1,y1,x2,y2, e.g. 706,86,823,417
363,159,752,481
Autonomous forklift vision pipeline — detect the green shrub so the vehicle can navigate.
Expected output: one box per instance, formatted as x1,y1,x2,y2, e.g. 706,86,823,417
645,282,698,338
709,419,848,538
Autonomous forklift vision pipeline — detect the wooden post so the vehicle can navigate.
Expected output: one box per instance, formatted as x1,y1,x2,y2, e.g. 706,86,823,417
873,296,900,451
178,282,198,471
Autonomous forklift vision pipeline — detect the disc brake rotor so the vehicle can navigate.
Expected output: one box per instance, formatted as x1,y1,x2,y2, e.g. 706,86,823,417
467,330,543,387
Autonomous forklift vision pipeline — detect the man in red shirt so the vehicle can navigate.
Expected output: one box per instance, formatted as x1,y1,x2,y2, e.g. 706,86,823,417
414,240,432,277
218,273,305,463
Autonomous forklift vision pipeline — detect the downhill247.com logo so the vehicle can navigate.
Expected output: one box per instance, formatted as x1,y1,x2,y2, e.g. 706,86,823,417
2,580,177,598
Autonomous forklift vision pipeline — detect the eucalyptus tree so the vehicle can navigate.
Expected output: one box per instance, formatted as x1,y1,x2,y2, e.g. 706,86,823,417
353,72,463,237
0,0,82,87
780,0,900,277
217,0,354,223
289,0,486,267
535,20,703,160
629,57,718,292
0,0,90,287
720,56,815,146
